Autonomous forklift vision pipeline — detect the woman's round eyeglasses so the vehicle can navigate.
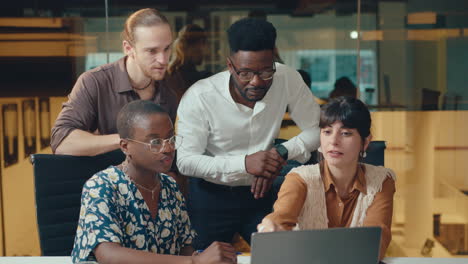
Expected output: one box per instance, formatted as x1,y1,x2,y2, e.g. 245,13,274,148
126,135,183,153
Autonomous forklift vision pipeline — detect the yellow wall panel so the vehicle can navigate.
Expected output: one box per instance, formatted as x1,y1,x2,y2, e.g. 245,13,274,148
435,151,456,186
454,150,468,190
455,112,468,146
435,111,457,146
0,18,63,28
0,41,96,57
2,161,41,256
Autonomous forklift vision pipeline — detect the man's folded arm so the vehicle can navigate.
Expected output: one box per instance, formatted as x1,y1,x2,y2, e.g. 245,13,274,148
177,152,249,183
54,130,120,156
51,73,120,156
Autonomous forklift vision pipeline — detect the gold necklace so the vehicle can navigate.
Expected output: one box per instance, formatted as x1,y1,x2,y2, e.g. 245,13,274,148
132,179,160,201
121,162,160,201
132,78,153,91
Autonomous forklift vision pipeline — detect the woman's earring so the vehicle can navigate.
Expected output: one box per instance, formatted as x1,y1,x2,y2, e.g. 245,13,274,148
360,151,367,158
318,146,322,153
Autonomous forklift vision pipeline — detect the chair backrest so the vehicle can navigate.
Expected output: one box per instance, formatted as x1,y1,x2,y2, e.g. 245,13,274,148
422,88,441,110
363,140,386,166
30,150,125,256
442,92,461,110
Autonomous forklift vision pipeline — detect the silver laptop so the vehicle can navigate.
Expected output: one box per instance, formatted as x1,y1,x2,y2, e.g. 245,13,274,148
251,227,381,264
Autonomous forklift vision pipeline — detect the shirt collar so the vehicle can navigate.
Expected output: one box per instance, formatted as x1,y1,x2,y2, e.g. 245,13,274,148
222,69,276,114
221,71,236,105
116,56,133,93
116,56,167,104
322,160,367,195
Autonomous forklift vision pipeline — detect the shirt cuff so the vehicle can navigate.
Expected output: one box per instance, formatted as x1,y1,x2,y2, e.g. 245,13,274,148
282,138,311,163
230,154,247,174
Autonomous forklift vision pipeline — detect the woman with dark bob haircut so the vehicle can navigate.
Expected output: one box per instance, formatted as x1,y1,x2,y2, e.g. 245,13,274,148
257,97,396,260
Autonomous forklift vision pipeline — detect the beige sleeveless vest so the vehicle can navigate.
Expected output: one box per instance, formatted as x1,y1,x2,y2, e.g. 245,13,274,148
290,163,396,230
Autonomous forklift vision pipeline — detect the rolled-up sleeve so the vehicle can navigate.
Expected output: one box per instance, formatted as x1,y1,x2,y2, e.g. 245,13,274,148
51,72,98,152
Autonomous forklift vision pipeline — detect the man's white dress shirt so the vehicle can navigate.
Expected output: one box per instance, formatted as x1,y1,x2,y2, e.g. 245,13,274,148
176,63,320,186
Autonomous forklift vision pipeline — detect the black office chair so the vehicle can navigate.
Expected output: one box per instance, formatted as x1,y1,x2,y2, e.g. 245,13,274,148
363,140,386,166
30,150,125,256
422,88,441,111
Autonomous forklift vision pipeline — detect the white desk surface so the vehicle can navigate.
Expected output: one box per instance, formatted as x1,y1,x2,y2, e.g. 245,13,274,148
0,257,71,264
0,256,467,264
382,258,468,264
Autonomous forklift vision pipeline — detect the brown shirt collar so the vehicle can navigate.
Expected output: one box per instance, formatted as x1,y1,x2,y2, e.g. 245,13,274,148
321,161,367,195
115,57,133,93
115,57,168,104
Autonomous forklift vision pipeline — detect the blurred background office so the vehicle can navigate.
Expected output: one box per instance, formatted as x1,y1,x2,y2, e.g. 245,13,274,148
165,23,211,101
0,0,467,259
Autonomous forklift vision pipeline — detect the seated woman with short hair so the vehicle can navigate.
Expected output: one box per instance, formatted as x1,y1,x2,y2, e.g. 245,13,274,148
71,100,237,264
257,97,396,260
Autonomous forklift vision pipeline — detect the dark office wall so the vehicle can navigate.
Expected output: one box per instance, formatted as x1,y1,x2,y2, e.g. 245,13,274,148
408,0,468,27
447,39,468,110
0,57,78,97
408,0,468,13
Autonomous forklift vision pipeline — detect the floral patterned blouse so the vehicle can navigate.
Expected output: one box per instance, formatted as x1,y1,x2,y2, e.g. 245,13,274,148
71,166,196,263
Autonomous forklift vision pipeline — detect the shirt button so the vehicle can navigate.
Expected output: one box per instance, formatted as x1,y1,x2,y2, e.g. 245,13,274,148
338,202,343,207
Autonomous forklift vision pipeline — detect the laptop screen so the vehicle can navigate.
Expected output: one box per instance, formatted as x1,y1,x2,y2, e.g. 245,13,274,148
251,227,381,264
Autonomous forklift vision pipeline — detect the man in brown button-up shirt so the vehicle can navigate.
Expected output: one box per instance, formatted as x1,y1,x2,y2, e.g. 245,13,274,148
51,8,178,156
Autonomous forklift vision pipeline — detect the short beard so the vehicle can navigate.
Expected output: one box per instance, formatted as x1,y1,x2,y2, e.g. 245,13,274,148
135,53,166,81
141,64,165,81
240,88,261,102
232,79,265,102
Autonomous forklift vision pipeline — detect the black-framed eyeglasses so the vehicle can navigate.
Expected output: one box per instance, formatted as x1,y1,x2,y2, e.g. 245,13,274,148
126,135,183,153
228,57,276,82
